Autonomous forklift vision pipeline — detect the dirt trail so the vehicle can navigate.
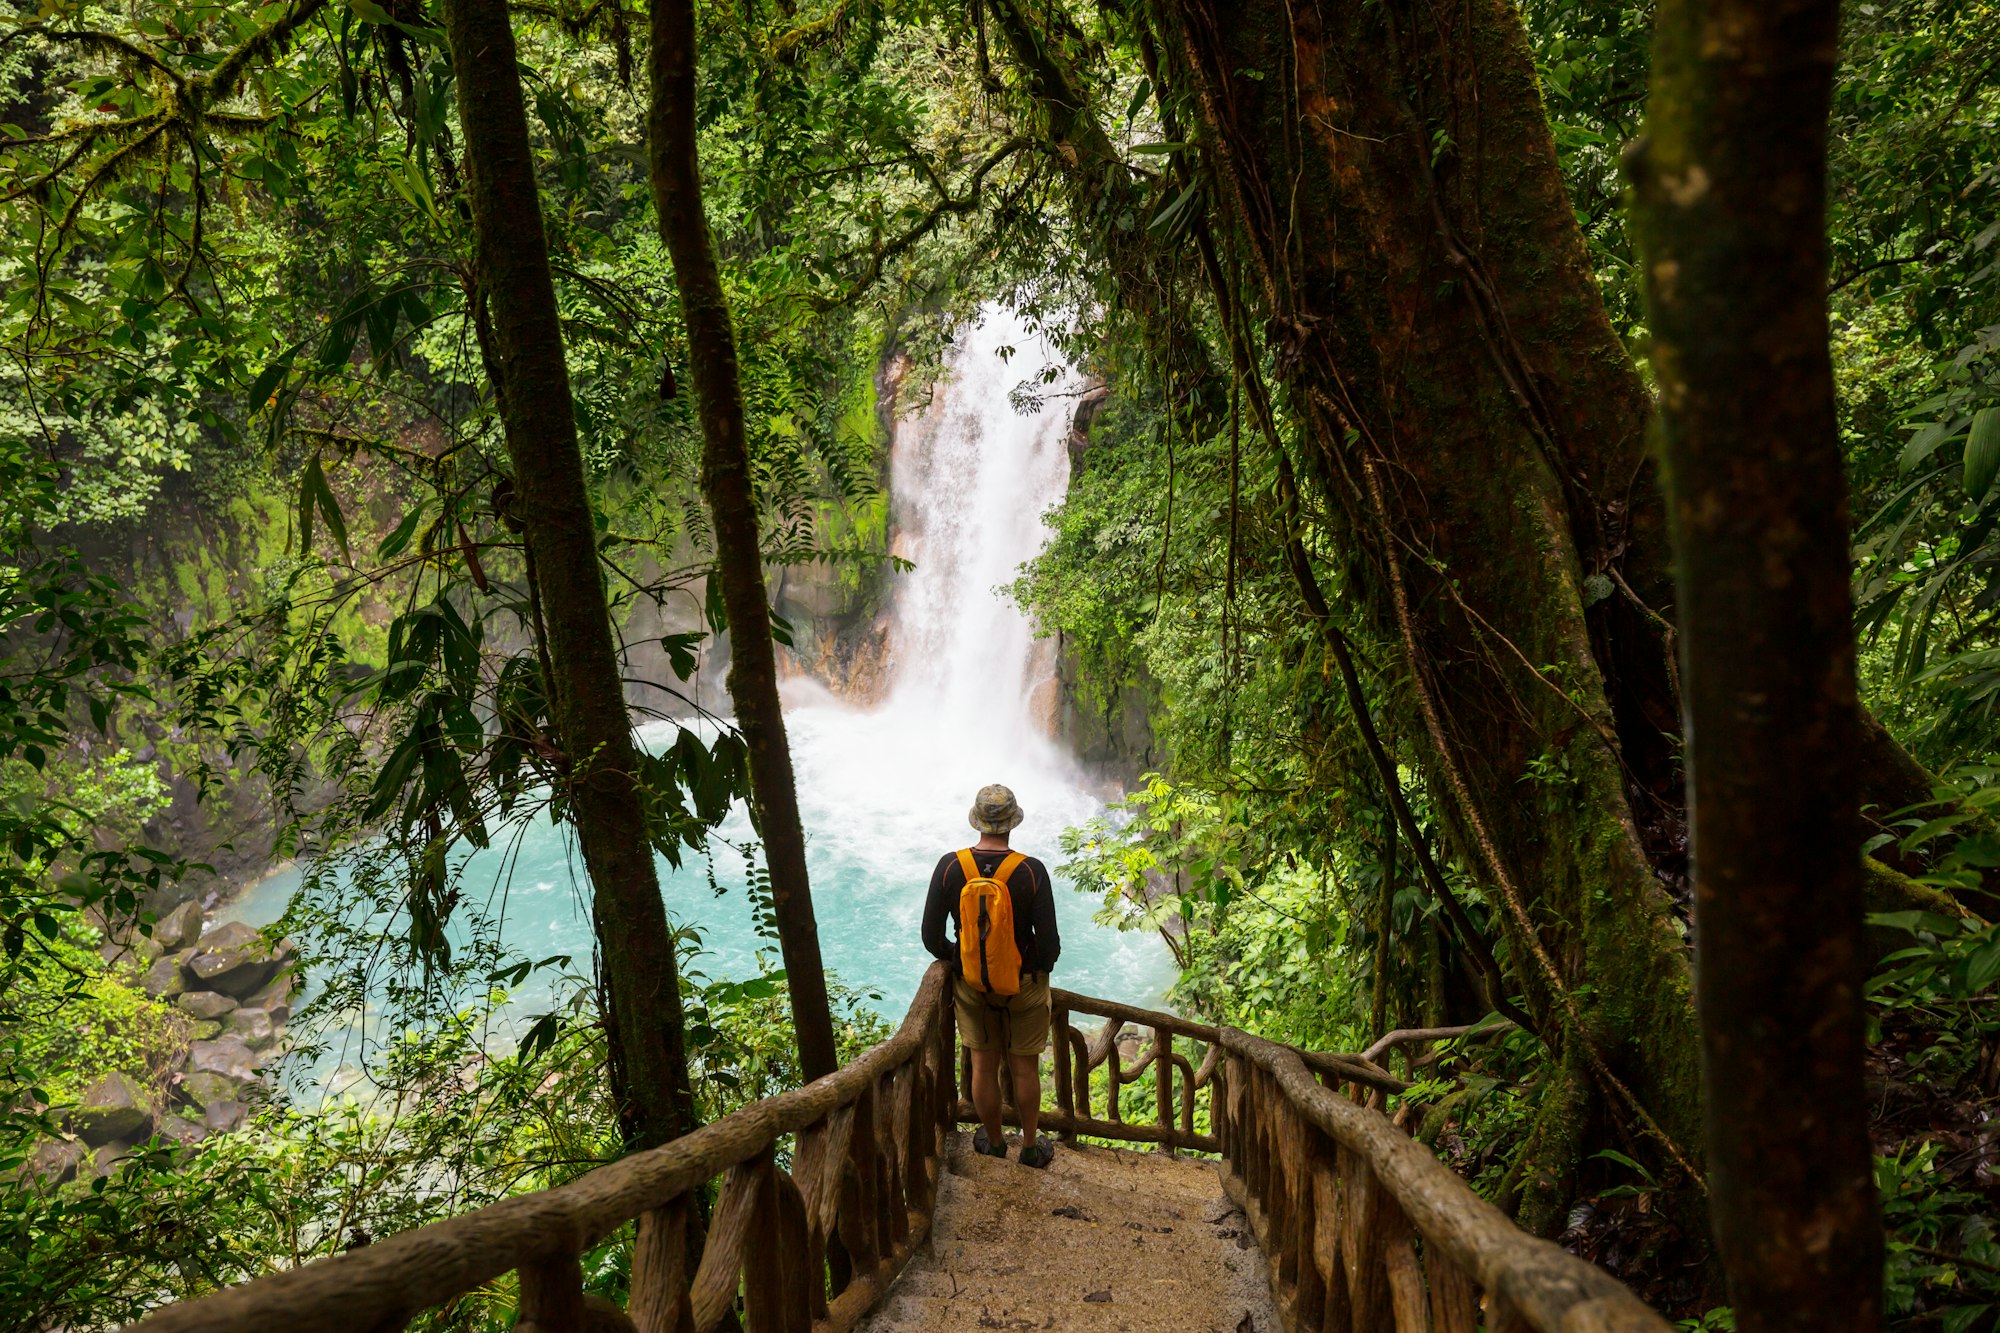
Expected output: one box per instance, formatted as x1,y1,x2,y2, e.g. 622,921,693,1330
858,1133,1281,1333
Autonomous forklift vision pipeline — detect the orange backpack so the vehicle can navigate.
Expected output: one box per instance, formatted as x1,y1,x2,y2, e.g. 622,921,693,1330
956,848,1030,996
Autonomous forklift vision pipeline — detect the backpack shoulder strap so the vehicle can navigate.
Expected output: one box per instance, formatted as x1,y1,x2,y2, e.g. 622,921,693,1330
994,851,1029,897
955,848,980,883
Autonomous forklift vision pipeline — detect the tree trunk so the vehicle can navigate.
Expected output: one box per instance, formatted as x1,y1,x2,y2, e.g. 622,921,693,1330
441,0,695,1149
1142,0,1705,1217
649,0,839,1082
1628,0,1883,1325
1369,808,1395,1038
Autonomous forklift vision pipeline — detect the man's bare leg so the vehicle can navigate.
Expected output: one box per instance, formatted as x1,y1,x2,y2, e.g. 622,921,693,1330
970,1047,1004,1146
1010,1052,1041,1148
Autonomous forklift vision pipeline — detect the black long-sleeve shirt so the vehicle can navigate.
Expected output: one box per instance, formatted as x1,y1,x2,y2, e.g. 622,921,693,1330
921,847,1062,976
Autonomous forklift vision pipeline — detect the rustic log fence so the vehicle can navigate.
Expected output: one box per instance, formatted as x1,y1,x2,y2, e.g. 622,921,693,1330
1218,1025,1671,1333
955,988,1405,1155
126,963,961,1333
121,964,1669,1333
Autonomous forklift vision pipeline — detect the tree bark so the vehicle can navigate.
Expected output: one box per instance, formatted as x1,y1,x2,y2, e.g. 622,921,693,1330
441,0,695,1149
1628,0,1883,1326
1369,806,1395,1038
649,0,839,1082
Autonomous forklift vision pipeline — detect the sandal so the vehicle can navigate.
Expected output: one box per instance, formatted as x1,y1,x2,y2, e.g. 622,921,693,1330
972,1127,1007,1159
1017,1139,1054,1170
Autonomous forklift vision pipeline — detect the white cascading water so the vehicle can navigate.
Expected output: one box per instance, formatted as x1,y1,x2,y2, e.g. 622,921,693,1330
231,304,1172,1091
880,309,1073,739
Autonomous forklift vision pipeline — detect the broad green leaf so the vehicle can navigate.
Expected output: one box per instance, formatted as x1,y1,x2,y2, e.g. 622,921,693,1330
1900,416,1961,472
1964,407,2000,499
661,631,704,681
1148,180,1202,236
1864,910,1961,937
378,504,429,560
1123,76,1152,125
248,351,294,413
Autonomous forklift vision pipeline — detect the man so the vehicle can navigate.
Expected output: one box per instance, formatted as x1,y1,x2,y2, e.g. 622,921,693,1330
921,783,1062,1168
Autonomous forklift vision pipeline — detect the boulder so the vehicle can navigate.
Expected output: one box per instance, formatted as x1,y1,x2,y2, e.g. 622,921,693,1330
188,1036,258,1084
243,972,297,1024
70,1072,152,1146
180,1071,242,1109
225,1008,277,1050
183,922,280,998
153,1114,208,1148
82,1143,131,1181
156,900,204,951
26,1138,83,1185
188,1019,224,1041
176,990,238,1021
203,1101,248,1133
140,953,188,1000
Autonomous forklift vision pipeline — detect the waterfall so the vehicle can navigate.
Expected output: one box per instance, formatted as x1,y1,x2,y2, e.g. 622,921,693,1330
881,307,1075,742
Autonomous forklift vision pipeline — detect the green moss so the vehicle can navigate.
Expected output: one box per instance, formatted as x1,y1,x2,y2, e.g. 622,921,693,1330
17,934,192,1108
1511,1049,1590,1236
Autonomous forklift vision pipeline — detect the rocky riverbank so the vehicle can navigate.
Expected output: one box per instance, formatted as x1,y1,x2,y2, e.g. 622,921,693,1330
30,903,295,1183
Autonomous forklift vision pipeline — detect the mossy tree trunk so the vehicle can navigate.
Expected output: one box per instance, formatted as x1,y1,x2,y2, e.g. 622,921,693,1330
441,0,695,1149
1628,0,1883,1324
1142,0,1704,1225
649,0,839,1082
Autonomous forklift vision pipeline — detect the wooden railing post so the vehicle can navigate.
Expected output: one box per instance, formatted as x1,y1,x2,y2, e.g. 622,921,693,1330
771,1167,815,1333
630,1196,693,1333
935,1012,956,1137
1427,1249,1479,1333
1068,1024,1090,1123
1052,1002,1074,1143
1106,1024,1126,1124
1152,1026,1174,1155
902,1055,932,1218
742,1154,785,1333
515,1251,585,1333
877,1074,907,1248
840,1082,882,1276
1288,1117,1328,1331
1210,1055,1228,1159
1313,1136,1353,1331
688,1161,761,1333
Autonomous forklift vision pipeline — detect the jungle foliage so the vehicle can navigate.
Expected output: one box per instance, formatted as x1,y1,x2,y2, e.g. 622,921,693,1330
0,0,1994,1326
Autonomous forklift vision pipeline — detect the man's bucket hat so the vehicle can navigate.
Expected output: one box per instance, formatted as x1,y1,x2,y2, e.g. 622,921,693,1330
968,784,1025,834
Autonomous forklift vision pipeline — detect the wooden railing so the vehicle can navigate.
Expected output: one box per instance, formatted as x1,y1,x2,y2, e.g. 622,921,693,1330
1218,1025,1673,1332
122,963,1671,1333
127,962,961,1333
957,988,1407,1156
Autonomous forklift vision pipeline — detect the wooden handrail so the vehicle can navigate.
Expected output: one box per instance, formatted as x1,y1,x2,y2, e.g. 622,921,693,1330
1218,1025,1673,1332
120,966,1666,1333
125,963,961,1333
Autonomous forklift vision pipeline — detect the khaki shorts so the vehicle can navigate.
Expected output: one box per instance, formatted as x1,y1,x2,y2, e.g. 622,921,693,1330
952,973,1051,1056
